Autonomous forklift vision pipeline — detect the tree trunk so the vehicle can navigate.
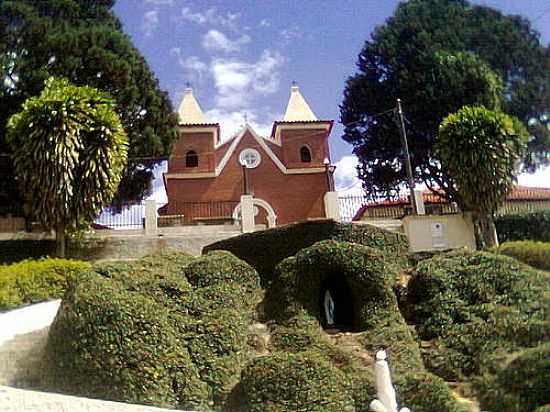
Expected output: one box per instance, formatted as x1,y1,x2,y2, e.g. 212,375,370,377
477,213,499,249
56,221,66,257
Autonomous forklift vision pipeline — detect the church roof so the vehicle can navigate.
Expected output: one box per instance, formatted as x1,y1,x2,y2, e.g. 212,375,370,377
283,84,318,122
178,87,207,125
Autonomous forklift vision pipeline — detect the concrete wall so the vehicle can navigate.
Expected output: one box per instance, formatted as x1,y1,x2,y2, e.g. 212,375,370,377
402,213,476,252
0,216,25,233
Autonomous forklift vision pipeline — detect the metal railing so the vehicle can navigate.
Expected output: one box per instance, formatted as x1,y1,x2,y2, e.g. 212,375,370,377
338,195,368,222
94,203,145,230
159,200,239,225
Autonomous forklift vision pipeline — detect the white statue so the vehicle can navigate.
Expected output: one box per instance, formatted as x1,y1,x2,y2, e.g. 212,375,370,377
323,289,335,326
369,350,410,412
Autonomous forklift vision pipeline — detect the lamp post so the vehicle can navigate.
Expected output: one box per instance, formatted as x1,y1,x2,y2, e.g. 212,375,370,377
323,157,336,192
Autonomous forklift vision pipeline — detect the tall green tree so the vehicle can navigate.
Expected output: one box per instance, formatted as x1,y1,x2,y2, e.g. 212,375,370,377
341,0,549,201
0,0,177,211
7,77,128,256
436,106,528,248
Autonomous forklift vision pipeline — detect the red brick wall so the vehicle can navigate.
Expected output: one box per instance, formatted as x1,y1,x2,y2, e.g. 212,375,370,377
168,129,216,173
165,129,330,225
280,128,330,168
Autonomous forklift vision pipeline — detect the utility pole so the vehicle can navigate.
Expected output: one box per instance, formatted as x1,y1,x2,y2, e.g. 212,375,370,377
396,98,417,215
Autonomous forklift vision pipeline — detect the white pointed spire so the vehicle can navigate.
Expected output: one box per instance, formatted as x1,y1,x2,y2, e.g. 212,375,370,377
178,85,207,124
283,82,318,122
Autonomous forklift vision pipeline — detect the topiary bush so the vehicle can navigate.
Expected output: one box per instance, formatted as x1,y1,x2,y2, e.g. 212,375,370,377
405,249,549,400
45,271,208,409
241,351,355,412
0,258,90,310
270,239,398,330
476,343,550,412
495,210,550,242
45,251,263,410
204,219,409,285
269,240,466,412
497,241,550,271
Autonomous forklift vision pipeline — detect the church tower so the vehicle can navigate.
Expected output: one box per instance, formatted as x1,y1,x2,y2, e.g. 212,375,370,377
168,87,219,175
272,84,333,170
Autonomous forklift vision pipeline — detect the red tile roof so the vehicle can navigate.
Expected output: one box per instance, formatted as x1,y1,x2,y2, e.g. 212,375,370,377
352,186,550,220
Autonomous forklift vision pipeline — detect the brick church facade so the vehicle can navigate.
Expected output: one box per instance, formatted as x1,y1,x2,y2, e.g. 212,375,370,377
161,84,335,227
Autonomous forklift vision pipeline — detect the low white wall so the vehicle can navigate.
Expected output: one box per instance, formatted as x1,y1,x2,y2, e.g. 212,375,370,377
402,213,476,252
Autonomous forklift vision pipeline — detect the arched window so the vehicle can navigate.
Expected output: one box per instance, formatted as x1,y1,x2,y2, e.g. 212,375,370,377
300,146,312,163
185,150,198,168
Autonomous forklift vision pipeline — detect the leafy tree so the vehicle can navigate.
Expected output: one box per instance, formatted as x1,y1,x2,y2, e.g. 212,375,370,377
436,105,528,248
0,0,177,211
341,0,549,201
7,77,128,256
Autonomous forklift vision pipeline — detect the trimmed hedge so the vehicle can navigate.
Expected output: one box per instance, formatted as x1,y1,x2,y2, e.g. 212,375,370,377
203,219,409,285
267,240,467,412
271,239,398,330
405,249,549,406
241,351,355,412
45,251,262,410
0,258,90,310
495,210,550,242
476,343,550,412
497,241,550,271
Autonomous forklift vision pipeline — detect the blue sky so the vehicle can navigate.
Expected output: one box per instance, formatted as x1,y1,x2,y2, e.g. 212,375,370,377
113,0,550,194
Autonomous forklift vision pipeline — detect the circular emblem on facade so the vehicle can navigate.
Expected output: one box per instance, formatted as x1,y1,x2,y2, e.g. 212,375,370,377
239,148,261,169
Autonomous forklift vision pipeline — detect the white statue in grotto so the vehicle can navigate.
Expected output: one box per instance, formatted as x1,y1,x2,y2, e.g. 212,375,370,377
370,350,410,412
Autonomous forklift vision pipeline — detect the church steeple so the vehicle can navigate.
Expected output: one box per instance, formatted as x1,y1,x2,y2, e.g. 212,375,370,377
283,82,318,122
178,86,207,124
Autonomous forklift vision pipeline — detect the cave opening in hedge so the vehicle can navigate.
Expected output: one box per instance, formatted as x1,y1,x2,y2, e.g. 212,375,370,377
319,274,355,332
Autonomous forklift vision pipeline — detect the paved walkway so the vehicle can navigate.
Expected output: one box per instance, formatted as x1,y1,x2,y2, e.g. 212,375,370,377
0,386,194,412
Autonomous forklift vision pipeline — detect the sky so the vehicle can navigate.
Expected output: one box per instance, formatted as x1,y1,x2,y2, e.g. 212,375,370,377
112,0,550,196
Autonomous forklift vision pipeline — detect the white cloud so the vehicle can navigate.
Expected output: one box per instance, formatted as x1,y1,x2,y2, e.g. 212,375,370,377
202,30,250,53
205,108,281,142
259,19,271,28
280,25,303,42
210,50,284,109
178,6,240,31
518,166,550,188
142,10,159,37
334,155,364,195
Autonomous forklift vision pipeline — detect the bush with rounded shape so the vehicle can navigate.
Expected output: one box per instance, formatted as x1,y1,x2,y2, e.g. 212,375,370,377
477,343,550,412
497,240,550,271
184,250,261,305
46,251,263,410
45,272,208,409
0,258,90,310
273,239,397,330
241,351,355,412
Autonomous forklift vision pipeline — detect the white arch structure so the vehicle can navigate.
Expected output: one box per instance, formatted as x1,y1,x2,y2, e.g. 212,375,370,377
233,197,277,229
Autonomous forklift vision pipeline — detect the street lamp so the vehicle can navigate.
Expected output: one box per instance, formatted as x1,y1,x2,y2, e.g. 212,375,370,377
323,157,336,192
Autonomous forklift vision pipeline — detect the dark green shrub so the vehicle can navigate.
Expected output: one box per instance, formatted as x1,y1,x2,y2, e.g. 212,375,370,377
496,210,550,242
396,372,468,412
45,251,263,410
272,239,398,330
241,351,355,412
204,220,409,285
45,272,208,409
0,258,90,310
477,343,550,412
498,241,550,271
406,250,549,383
184,250,261,303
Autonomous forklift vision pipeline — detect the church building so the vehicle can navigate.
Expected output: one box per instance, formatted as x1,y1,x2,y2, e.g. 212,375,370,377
161,84,336,227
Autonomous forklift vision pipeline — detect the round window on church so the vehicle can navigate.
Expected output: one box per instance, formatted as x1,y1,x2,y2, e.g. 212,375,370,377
239,148,261,169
